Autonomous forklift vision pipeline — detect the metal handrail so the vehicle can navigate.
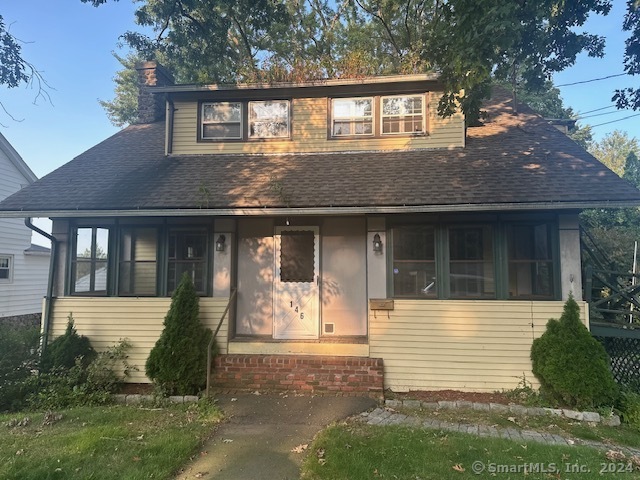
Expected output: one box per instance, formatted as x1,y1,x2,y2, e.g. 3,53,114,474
206,287,237,398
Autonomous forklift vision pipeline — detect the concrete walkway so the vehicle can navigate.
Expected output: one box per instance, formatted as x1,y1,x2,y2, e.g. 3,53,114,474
175,393,377,480
362,407,640,458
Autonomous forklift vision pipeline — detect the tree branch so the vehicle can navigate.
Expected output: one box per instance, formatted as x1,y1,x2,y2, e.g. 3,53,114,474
353,0,403,56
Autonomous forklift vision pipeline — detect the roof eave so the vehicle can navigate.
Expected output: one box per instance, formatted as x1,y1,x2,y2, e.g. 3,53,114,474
1,200,639,218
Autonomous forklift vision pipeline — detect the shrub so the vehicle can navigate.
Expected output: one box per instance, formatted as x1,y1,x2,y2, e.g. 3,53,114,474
0,324,40,412
40,314,96,373
28,339,135,409
618,390,640,429
531,296,618,410
146,273,213,396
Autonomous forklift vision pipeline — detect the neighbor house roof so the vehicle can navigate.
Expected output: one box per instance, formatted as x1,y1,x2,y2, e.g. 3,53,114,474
0,132,37,184
1,89,639,218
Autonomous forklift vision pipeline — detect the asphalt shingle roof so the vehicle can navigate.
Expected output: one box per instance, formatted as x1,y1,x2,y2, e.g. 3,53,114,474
1,89,639,215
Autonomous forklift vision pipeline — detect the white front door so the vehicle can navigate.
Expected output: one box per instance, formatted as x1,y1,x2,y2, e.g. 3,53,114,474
274,226,320,339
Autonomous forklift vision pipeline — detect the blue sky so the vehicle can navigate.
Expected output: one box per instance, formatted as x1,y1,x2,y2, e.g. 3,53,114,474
1,0,638,180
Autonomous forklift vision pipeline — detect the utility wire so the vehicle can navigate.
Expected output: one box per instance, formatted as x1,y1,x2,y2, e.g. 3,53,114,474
578,110,625,120
556,73,627,87
590,112,640,128
576,105,617,115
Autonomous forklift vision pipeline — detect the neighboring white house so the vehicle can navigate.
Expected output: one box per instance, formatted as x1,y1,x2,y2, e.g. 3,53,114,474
0,133,49,325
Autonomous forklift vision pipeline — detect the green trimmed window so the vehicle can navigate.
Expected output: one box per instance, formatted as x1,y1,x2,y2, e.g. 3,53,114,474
390,221,557,300
118,228,158,296
70,227,110,295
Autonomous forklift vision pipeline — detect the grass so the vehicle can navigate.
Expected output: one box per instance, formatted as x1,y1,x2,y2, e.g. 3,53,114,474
301,423,640,480
399,406,640,448
0,401,222,480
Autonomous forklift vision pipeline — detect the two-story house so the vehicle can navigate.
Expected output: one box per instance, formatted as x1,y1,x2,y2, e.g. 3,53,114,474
1,62,639,395
0,133,50,327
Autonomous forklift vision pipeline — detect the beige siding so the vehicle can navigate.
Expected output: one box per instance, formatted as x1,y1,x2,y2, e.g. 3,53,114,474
49,297,231,383
369,300,588,392
172,94,464,154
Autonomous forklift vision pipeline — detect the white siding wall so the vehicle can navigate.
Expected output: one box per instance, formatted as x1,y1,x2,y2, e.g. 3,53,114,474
0,149,49,318
370,300,589,392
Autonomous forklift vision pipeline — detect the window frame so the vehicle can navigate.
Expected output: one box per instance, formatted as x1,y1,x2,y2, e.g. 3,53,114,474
69,226,112,296
330,97,375,138
198,99,292,142
380,94,426,135
201,101,243,141
0,254,13,283
117,227,160,297
248,100,291,139
504,222,559,300
166,228,210,296
388,219,559,301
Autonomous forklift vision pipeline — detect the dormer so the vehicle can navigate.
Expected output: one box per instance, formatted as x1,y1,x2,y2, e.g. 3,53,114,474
136,62,465,155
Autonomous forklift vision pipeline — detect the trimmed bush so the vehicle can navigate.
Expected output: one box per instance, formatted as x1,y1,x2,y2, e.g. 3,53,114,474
531,296,618,410
40,314,96,373
146,273,213,395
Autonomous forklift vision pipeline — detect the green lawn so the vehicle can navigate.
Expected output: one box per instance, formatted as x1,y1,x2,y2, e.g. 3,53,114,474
301,423,640,480
0,402,222,480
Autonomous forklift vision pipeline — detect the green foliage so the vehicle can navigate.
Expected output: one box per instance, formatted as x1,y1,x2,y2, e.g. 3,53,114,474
588,130,640,177
503,374,548,407
0,325,40,412
531,296,619,410
92,0,615,124
618,390,640,429
99,52,143,126
146,273,213,396
40,314,96,373
28,339,134,410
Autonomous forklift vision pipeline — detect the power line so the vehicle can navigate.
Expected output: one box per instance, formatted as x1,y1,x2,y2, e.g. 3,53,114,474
556,73,627,87
578,110,624,120
590,112,640,128
576,105,617,115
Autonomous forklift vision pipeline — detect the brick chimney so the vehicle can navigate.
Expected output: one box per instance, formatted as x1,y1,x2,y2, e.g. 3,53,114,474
135,61,174,124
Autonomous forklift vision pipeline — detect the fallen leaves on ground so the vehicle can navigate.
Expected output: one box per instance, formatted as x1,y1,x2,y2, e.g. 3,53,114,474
291,444,308,453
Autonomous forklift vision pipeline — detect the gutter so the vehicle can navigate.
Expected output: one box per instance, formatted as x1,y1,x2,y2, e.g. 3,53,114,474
24,218,57,354
2,200,640,218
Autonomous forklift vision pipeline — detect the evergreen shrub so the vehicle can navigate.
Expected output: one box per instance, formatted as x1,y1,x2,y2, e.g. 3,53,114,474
40,314,96,372
531,296,618,410
146,273,213,395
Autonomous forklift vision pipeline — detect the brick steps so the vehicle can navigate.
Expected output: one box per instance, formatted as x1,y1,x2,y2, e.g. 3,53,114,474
212,354,384,398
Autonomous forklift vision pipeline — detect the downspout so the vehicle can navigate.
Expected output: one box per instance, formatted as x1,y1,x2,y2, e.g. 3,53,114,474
24,218,57,353
166,98,175,155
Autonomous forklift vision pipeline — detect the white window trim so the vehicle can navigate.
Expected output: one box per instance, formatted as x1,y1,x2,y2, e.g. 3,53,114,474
248,100,291,139
201,102,243,140
380,94,426,135
0,254,14,283
331,97,375,137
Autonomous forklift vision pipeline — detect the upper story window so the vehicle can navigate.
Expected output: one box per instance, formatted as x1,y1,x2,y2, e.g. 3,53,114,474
249,101,290,138
381,95,425,134
0,255,13,283
331,98,373,137
201,102,242,140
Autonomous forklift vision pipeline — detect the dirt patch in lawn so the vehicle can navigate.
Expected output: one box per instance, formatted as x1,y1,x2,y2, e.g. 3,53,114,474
387,389,512,405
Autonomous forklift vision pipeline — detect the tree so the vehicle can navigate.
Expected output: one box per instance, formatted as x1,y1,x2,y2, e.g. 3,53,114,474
90,0,613,125
99,53,142,127
613,1,640,110
588,130,640,176
0,15,49,123
145,272,213,395
531,296,618,409
581,131,640,272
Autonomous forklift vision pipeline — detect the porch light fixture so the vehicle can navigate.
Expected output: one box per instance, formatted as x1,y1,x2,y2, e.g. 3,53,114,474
215,235,226,252
373,233,383,253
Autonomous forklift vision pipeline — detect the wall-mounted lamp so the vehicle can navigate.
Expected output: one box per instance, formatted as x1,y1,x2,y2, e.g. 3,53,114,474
373,233,383,253
215,235,226,252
